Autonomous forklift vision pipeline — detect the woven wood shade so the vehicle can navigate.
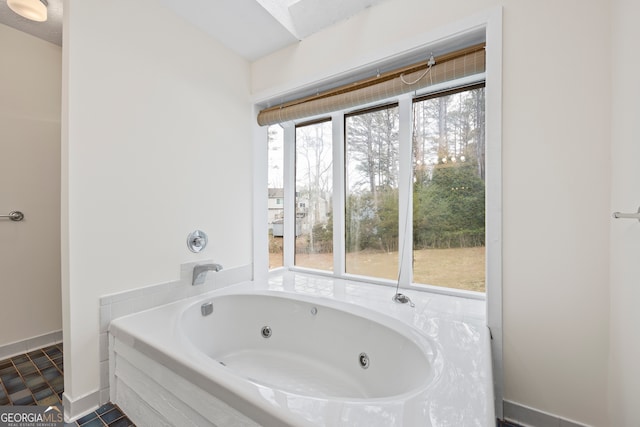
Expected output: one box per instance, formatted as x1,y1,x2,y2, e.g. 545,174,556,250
257,44,485,126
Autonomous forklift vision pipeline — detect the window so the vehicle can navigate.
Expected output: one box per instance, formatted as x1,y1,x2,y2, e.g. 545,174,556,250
345,105,399,280
295,120,333,270
267,125,284,269
262,51,489,294
412,86,486,292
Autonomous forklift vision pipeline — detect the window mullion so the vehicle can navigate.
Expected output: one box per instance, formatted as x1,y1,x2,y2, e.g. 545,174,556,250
332,113,346,277
398,95,413,286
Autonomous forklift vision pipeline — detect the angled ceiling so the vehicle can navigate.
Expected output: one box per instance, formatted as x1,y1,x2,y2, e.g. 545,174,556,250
155,0,391,60
0,0,389,60
157,0,298,60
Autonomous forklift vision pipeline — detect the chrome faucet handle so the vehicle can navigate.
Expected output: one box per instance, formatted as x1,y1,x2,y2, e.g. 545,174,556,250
187,230,208,253
192,263,223,286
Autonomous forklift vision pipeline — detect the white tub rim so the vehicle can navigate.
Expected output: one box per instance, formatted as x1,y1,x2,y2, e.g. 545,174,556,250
109,271,494,426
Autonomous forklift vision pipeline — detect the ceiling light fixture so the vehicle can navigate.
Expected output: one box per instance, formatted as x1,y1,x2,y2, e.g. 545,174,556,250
7,0,48,22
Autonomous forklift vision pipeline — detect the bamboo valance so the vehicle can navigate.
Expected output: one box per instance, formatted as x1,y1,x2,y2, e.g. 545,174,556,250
257,44,486,126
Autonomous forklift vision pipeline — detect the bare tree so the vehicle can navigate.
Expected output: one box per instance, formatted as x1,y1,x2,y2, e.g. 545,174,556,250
296,122,333,252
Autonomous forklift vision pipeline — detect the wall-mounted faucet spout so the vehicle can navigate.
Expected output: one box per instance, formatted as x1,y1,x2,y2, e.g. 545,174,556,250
192,263,223,286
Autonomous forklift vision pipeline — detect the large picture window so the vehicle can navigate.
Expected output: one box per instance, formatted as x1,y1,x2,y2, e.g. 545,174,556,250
345,105,399,280
294,120,333,271
264,72,486,294
268,85,485,292
412,86,486,291
267,125,284,269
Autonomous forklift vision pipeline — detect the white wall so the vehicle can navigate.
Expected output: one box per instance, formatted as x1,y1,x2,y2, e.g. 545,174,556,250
252,1,611,425
62,0,252,408
0,24,62,349
608,0,640,424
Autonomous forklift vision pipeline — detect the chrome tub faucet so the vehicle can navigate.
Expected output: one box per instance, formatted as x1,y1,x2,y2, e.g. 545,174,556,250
192,263,223,286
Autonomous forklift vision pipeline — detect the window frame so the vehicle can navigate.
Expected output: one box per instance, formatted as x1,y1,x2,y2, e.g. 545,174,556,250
278,81,488,298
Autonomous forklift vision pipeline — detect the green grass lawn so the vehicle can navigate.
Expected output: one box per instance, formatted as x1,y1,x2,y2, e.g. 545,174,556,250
270,246,485,293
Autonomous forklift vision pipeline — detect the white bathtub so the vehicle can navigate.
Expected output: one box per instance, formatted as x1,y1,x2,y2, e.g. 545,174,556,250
109,271,494,426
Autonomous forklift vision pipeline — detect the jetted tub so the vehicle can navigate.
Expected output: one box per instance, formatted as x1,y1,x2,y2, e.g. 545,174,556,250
109,271,494,426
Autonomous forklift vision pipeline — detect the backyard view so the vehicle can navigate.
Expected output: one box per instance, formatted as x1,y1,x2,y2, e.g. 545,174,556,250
268,85,486,293
270,247,485,292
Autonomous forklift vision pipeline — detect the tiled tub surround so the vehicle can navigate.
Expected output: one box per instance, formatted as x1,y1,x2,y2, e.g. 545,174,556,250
97,262,252,410
109,271,494,426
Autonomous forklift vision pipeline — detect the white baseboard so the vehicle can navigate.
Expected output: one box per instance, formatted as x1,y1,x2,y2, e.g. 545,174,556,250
63,389,101,423
503,400,590,427
0,330,62,360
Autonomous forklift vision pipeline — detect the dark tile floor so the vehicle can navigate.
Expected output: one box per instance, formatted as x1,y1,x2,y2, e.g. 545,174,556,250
69,402,134,427
0,344,135,426
0,344,64,406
